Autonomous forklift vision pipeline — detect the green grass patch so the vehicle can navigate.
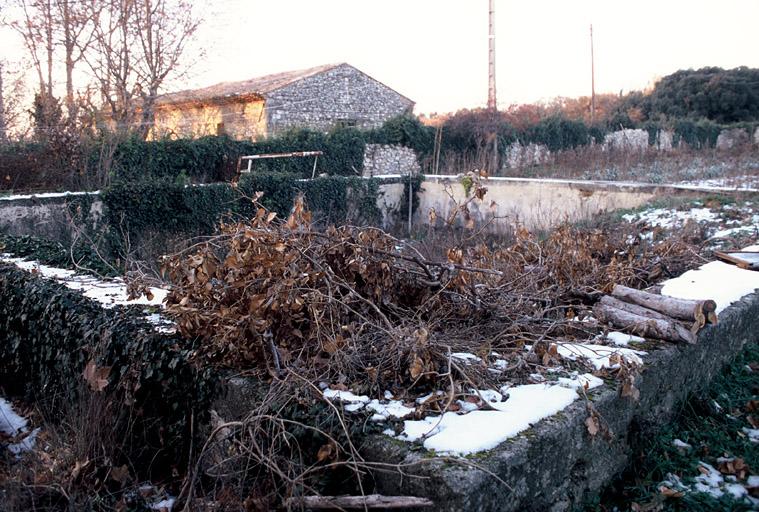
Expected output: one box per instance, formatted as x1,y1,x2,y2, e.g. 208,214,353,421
586,342,759,511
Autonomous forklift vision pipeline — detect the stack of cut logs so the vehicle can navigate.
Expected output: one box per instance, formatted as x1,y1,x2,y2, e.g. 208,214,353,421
594,285,718,344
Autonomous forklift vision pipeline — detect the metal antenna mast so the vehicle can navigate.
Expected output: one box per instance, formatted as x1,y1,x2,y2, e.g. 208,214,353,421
590,24,596,124
488,0,497,110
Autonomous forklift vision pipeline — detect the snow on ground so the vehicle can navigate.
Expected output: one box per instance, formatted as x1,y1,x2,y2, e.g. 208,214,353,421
712,223,759,239
623,202,759,243
677,176,759,192
0,190,100,201
742,427,759,443
451,352,482,363
0,254,175,332
322,389,415,420
605,331,645,346
387,374,602,456
662,462,759,507
151,497,176,511
0,396,39,455
622,207,719,228
324,368,608,456
661,245,759,314
323,338,647,456
0,255,167,308
557,343,646,369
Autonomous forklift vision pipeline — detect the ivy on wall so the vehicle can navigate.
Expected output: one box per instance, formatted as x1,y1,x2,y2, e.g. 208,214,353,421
101,173,386,260
0,262,217,475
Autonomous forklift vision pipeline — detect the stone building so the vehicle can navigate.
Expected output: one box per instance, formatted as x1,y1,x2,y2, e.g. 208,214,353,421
151,63,414,140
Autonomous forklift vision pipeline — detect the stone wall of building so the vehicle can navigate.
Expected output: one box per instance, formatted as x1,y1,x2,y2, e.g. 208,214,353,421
603,129,649,152
152,98,267,141
362,144,420,177
265,64,414,135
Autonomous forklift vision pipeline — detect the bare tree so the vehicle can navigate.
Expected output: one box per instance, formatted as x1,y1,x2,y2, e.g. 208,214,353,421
6,0,55,96
82,0,200,138
54,0,95,116
0,59,29,138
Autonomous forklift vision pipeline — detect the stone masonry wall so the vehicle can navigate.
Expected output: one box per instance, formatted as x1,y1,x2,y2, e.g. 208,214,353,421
362,144,420,177
152,99,267,141
265,64,414,135
603,128,649,152
0,193,103,243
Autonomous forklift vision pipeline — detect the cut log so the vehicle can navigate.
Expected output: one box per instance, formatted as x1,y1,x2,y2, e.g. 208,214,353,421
611,284,717,324
600,295,710,335
593,302,697,344
715,250,759,271
599,295,672,322
284,494,434,509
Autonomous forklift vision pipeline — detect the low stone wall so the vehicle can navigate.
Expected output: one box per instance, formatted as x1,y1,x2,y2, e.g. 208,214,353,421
0,260,215,473
603,129,649,152
365,292,759,511
716,128,751,150
362,144,421,177
0,192,102,243
504,142,551,168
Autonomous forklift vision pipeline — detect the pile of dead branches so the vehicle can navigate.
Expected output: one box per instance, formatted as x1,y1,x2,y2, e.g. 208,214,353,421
162,193,704,394
159,192,713,510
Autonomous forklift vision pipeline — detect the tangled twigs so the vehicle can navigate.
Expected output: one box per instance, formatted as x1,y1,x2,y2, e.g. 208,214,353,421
160,193,710,509
162,194,703,396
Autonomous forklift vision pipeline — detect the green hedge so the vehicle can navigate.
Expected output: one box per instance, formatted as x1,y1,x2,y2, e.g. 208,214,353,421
0,262,217,476
108,114,434,183
102,173,386,255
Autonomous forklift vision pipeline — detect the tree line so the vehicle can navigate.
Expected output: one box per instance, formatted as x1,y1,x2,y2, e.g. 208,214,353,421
0,0,200,141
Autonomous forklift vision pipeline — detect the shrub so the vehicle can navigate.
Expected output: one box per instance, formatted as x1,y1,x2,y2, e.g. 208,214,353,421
0,262,217,476
101,173,386,262
524,115,590,152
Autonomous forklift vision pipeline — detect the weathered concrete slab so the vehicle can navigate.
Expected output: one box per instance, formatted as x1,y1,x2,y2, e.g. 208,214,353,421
363,291,759,511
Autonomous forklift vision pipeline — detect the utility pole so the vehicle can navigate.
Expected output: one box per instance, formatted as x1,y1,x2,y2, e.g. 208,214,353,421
590,24,596,124
488,0,497,110
488,0,498,173
0,61,6,142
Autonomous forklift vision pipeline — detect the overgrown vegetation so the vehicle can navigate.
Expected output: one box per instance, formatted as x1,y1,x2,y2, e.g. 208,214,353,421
587,343,759,511
0,262,217,509
100,172,387,269
147,185,714,508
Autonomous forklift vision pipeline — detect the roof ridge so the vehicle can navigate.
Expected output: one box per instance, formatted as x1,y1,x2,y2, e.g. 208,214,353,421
156,63,346,105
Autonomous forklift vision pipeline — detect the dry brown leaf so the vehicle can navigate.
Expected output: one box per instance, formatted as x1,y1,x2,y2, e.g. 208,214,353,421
717,457,749,480
659,485,684,499
585,415,599,437
621,376,640,401
83,360,111,392
110,464,130,485
316,441,337,463
409,355,425,380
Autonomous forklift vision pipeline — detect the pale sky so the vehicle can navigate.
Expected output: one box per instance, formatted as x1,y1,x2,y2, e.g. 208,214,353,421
3,0,759,114
184,0,759,114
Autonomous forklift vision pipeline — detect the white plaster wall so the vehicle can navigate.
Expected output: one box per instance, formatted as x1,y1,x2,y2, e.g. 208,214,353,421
413,176,662,233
